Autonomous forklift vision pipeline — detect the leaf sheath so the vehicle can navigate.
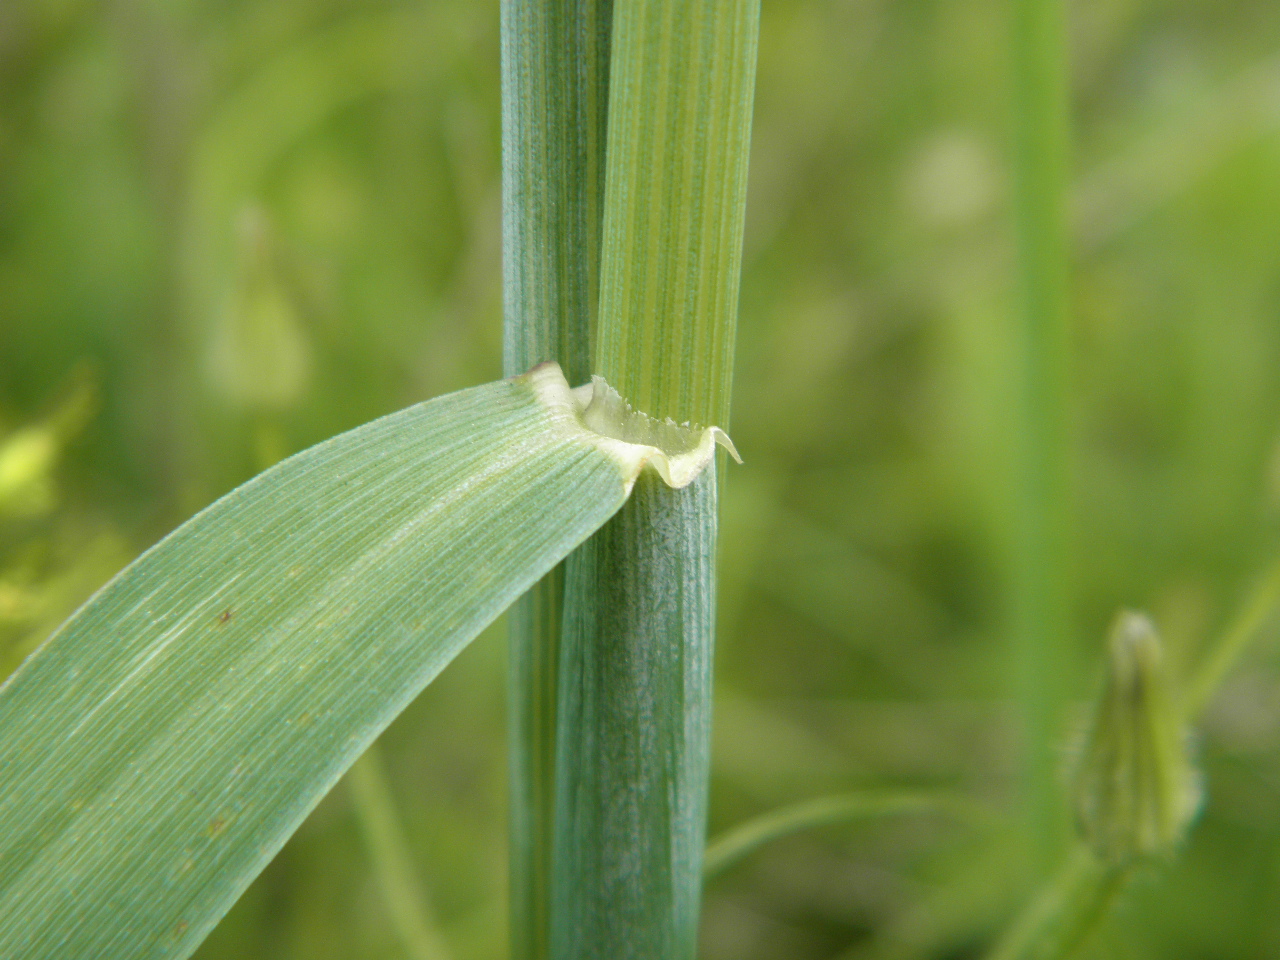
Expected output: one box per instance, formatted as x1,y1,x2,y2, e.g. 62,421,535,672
551,468,717,960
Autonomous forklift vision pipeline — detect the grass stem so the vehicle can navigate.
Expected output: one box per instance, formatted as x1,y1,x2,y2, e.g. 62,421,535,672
553,469,718,959
548,1,759,954
594,0,759,428
499,3,611,958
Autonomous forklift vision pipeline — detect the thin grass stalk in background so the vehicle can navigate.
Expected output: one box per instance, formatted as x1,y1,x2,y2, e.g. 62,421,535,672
1010,0,1074,874
499,3,611,958
549,0,759,956
348,746,451,960
985,849,1129,960
703,792,969,881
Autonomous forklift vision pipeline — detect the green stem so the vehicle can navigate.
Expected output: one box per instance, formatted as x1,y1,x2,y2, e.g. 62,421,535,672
594,0,759,428
702,792,967,881
348,745,451,960
553,469,718,959
549,0,759,956
1010,0,1073,874
499,3,611,958
985,849,1129,960
1184,558,1280,720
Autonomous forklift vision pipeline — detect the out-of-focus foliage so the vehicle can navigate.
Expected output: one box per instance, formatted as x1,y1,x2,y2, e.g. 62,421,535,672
1,0,1279,958
0,370,130,678
1071,612,1198,866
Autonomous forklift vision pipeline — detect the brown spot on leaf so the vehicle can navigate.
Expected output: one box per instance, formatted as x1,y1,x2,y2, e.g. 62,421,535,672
217,608,234,625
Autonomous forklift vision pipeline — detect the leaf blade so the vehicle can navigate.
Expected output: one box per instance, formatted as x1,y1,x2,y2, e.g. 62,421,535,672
0,368,631,960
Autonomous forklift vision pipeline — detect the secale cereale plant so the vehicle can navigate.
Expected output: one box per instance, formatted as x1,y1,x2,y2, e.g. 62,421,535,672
4,0,1280,958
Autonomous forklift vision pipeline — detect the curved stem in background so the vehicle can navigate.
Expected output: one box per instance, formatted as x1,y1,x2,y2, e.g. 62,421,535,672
702,792,973,882
1184,558,1280,721
984,849,1130,960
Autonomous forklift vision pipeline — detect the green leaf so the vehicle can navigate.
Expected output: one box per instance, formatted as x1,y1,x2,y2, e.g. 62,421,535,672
0,364,709,960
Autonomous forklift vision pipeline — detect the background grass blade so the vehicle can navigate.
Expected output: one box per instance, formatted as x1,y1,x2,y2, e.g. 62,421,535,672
499,3,611,957
0,368,641,960
1010,0,1074,874
348,745,452,960
984,850,1129,960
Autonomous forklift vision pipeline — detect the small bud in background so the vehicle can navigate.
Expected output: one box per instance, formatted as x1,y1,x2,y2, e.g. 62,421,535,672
1072,611,1200,864
207,205,312,411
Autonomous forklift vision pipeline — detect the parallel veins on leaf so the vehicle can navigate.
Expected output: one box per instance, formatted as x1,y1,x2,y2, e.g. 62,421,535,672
0,363,733,960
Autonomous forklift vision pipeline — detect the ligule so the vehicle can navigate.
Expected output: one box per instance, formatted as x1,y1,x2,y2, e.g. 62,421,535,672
522,363,738,492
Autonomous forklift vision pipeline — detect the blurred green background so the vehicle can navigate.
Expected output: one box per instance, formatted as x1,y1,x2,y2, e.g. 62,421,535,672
3,0,1280,957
